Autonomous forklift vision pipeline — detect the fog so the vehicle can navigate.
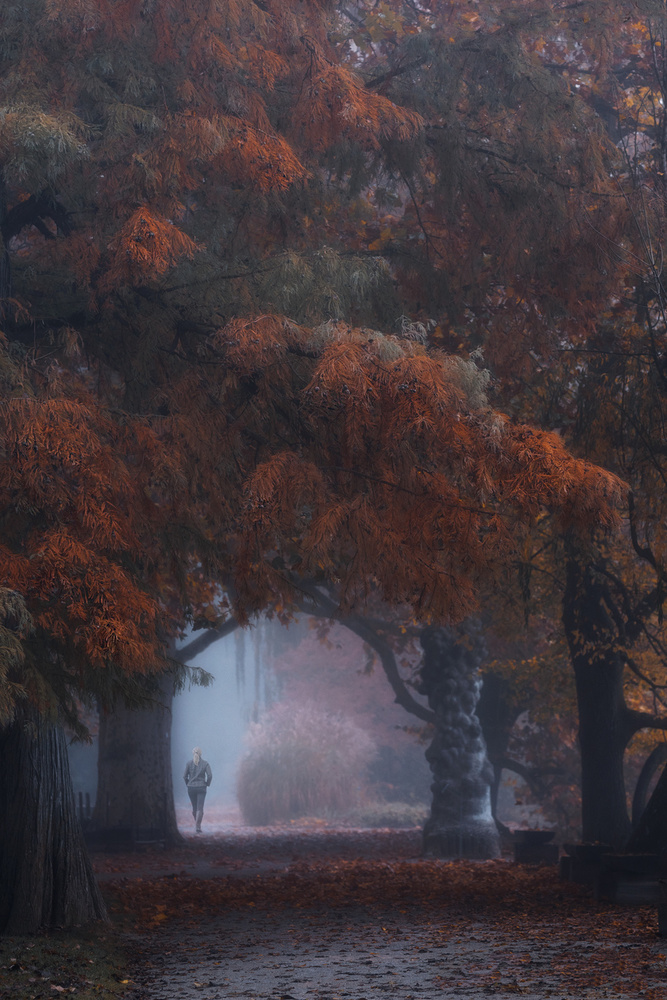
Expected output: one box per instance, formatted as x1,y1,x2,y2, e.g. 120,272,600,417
67,616,546,835
172,625,273,817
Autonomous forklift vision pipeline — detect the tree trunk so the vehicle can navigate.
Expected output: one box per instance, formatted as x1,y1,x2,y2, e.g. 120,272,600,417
419,625,500,859
476,671,524,822
0,708,107,934
92,623,238,843
563,555,633,848
92,673,181,845
0,169,11,302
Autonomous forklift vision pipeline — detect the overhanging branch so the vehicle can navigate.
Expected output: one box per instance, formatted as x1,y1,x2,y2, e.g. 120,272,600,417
176,617,239,663
289,577,435,725
626,708,667,737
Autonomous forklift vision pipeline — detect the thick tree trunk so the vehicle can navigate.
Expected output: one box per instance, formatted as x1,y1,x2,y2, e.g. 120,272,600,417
0,169,11,301
563,555,633,848
92,624,237,843
419,625,500,859
92,673,181,845
0,708,107,934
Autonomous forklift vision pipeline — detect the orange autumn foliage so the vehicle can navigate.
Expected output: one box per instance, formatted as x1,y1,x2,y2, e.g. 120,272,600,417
0,0,629,733
106,207,203,286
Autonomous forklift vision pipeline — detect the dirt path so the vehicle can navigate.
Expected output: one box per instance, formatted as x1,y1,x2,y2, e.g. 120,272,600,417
94,827,667,1000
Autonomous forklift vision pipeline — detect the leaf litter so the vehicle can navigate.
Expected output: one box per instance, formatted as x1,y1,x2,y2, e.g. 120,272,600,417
93,827,667,1000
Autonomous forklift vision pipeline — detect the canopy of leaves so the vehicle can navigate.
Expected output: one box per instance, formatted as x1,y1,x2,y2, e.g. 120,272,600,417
0,0,628,729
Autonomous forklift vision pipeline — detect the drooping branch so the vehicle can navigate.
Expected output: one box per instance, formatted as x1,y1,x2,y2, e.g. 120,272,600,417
176,617,239,663
632,741,667,827
289,577,435,725
365,57,428,91
343,615,434,724
494,755,549,799
2,190,71,242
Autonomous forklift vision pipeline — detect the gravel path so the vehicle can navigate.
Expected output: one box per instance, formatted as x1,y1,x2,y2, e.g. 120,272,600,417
123,907,607,1000
96,826,667,1000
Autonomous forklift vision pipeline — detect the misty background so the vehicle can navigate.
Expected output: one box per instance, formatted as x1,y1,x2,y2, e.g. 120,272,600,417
172,627,275,815
68,617,539,831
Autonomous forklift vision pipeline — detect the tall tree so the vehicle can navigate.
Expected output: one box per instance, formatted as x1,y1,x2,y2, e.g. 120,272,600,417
0,0,627,931
509,7,667,843
419,623,500,858
338,0,667,845
91,625,238,843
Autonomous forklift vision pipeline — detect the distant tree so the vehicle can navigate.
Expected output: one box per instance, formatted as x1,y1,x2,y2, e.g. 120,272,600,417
268,617,432,802
91,625,237,846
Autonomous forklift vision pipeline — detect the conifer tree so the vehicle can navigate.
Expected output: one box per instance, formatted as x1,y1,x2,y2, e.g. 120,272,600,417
335,0,667,846
0,0,628,929
481,4,667,844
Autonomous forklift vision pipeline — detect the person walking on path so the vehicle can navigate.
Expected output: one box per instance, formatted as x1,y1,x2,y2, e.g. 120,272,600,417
184,746,212,833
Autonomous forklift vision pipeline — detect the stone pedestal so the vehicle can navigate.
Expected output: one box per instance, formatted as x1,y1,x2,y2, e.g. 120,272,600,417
594,854,661,904
561,842,612,884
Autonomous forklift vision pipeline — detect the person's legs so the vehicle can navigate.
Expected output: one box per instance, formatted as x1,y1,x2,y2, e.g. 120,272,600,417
188,787,198,820
195,789,206,832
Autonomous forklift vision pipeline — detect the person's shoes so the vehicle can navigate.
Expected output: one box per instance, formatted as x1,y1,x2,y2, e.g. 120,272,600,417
196,826,202,833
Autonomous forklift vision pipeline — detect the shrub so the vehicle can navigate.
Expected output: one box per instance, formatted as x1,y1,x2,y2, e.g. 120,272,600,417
343,801,429,828
236,701,376,825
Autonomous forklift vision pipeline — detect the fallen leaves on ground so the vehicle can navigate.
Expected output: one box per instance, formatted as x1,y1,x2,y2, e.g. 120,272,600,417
0,930,127,1000
101,839,667,999
92,825,422,876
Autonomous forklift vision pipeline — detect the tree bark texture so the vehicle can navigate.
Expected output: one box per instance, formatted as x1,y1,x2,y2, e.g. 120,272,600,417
563,555,633,848
92,673,181,845
0,708,107,934
419,625,500,859
0,170,11,301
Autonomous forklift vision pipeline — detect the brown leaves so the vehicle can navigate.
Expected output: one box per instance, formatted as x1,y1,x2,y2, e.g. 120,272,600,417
220,323,624,622
0,371,192,718
220,122,308,192
105,852,666,998
105,207,203,288
0,3,635,733
499,424,627,530
291,62,423,152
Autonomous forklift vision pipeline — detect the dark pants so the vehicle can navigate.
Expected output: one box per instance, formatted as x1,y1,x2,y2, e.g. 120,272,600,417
188,787,207,828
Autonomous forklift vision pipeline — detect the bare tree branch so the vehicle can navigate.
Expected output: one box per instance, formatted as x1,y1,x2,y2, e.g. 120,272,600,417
290,577,435,725
176,617,239,663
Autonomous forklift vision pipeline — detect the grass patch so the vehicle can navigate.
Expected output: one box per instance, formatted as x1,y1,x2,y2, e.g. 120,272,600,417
0,926,130,1000
343,801,429,828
